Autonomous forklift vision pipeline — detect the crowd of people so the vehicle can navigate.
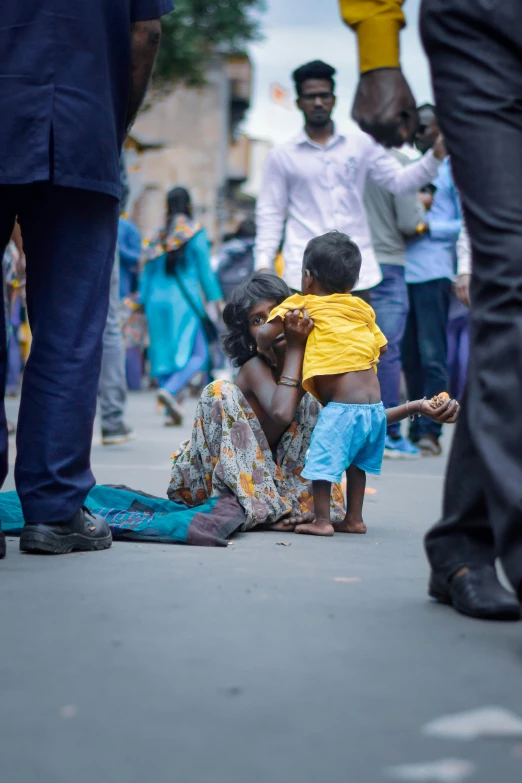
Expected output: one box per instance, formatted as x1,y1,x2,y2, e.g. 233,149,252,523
2,60,469,459
2,0,522,627
0,58,469,520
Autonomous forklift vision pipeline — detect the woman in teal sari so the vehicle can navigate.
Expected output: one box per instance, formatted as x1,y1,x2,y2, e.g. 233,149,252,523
141,187,224,425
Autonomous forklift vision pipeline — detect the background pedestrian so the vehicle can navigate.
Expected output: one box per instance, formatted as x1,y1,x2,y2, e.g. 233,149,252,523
141,187,224,426
364,148,427,459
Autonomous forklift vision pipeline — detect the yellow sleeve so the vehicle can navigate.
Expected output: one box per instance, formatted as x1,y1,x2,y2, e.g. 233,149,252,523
267,294,307,322
371,318,388,348
338,0,405,73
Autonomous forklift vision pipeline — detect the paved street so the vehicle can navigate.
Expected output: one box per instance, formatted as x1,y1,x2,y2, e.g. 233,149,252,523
2,391,522,783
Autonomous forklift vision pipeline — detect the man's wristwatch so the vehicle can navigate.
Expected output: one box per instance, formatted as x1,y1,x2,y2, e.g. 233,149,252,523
416,222,429,236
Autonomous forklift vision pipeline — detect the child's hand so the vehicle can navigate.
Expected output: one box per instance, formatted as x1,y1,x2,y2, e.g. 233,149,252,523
284,309,314,349
420,397,460,424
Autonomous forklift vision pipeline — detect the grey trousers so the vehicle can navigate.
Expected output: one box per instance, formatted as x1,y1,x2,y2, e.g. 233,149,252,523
99,256,127,432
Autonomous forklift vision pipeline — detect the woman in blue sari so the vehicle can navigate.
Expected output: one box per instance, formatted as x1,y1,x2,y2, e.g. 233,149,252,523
141,187,224,424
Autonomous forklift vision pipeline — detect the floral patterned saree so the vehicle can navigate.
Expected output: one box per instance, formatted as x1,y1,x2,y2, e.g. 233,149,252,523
169,381,345,530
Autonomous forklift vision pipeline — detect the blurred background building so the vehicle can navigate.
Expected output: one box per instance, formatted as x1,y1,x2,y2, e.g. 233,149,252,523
125,54,271,246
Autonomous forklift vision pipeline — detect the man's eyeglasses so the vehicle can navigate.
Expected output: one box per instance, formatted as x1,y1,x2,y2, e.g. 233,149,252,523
300,92,335,104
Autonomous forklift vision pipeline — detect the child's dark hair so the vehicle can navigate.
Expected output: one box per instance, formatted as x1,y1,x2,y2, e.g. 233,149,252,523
303,231,362,294
222,272,291,367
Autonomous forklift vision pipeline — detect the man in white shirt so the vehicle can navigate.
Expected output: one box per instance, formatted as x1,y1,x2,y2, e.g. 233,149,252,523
255,60,446,295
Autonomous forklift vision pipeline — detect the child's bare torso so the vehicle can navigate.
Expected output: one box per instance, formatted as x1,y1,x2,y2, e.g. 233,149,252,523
313,368,382,406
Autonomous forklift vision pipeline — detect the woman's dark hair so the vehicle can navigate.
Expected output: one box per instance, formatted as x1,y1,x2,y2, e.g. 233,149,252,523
292,60,336,96
166,186,191,224
222,272,291,367
165,186,192,274
303,231,362,294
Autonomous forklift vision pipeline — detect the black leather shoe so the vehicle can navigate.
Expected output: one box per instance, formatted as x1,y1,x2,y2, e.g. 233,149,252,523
429,565,521,621
0,524,5,559
20,507,112,555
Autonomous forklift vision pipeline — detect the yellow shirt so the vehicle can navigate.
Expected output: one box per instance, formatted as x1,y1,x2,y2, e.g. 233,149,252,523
267,293,387,399
338,0,405,73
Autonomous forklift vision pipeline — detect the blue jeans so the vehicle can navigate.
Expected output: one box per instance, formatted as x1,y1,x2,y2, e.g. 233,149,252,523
371,264,409,438
99,256,127,432
159,325,209,397
402,278,451,442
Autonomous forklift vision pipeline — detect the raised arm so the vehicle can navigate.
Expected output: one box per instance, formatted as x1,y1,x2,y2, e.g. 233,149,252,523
242,356,306,431
367,140,443,196
339,0,418,147
339,0,405,73
254,150,288,272
250,310,314,427
256,319,284,368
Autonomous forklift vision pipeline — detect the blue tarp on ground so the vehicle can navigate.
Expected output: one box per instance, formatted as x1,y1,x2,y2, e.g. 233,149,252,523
0,485,245,547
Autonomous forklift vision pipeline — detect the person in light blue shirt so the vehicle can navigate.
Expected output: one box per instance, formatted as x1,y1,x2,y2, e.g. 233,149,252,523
402,105,462,456
118,216,142,298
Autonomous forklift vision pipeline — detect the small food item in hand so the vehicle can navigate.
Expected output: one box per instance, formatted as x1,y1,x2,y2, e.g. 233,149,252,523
429,391,450,409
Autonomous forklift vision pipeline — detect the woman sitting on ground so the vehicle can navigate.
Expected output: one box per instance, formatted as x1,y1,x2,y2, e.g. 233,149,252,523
168,272,459,531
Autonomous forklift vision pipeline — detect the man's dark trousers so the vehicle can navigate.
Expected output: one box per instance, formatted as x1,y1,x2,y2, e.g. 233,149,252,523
422,0,522,594
0,184,118,523
401,277,451,442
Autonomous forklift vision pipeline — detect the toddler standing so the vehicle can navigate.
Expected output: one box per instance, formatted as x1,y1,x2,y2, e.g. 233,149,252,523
257,231,388,536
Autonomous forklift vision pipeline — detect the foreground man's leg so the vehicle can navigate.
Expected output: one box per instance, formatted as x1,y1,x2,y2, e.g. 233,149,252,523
15,184,118,553
426,392,520,619
422,0,522,614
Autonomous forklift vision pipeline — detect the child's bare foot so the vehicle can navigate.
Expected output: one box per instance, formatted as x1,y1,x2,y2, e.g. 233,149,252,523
295,518,334,536
333,517,367,534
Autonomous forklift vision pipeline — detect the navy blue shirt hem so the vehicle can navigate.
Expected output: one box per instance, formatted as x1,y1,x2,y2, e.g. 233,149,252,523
0,170,50,188
0,174,121,201
55,175,121,200
131,0,174,21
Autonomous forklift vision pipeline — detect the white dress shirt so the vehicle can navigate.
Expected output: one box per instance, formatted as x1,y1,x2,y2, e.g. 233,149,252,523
456,224,472,276
255,128,441,291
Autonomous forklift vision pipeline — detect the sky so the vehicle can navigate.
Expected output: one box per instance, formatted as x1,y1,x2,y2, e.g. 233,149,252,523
243,0,433,145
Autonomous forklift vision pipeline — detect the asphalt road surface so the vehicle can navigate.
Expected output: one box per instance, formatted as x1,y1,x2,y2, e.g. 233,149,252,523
2,391,522,783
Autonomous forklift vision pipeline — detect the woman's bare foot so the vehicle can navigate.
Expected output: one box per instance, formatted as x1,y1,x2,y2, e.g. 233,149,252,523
295,518,334,536
265,519,297,532
263,512,315,532
290,512,315,525
333,517,367,534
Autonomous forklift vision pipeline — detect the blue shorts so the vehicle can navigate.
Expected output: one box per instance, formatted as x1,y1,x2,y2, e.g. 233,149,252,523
302,402,387,483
